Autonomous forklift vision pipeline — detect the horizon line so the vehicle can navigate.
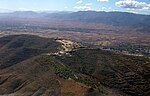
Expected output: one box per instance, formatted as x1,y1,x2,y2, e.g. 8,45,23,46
0,10,150,15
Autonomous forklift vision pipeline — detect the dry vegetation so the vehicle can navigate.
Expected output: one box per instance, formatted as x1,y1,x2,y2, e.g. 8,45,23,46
0,18,150,47
0,12,150,96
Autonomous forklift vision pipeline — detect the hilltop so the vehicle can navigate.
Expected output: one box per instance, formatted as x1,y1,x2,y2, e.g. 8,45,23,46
0,35,149,96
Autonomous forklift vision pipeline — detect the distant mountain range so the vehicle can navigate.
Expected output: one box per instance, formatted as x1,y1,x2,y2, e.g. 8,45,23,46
0,11,72,18
48,11,150,32
0,11,150,32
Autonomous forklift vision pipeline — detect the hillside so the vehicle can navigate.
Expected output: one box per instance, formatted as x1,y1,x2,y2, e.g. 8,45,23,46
56,49,150,96
53,11,150,32
0,35,93,96
0,35,61,69
0,35,149,96
0,55,96,96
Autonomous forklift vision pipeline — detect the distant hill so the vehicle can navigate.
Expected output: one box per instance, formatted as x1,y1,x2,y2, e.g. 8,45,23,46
0,35,61,69
51,11,150,32
0,11,70,18
0,11,46,18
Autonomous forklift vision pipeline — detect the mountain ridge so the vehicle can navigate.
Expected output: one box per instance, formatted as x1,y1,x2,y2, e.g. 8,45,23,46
0,11,149,32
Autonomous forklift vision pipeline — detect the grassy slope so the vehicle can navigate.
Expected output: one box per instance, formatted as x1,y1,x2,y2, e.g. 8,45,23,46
0,35,149,96
0,35,96,96
56,49,150,96
0,35,60,69
0,56,92,96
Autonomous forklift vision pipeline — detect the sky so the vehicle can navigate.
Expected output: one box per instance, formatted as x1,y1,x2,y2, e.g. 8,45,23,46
0,0,150,14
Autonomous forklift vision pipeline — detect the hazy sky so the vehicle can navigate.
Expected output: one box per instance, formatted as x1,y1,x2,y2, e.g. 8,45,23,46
0,0,150,14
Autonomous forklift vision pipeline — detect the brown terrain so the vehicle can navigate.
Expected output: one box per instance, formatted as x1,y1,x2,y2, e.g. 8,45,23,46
0,11,150,96
0,18,150,46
